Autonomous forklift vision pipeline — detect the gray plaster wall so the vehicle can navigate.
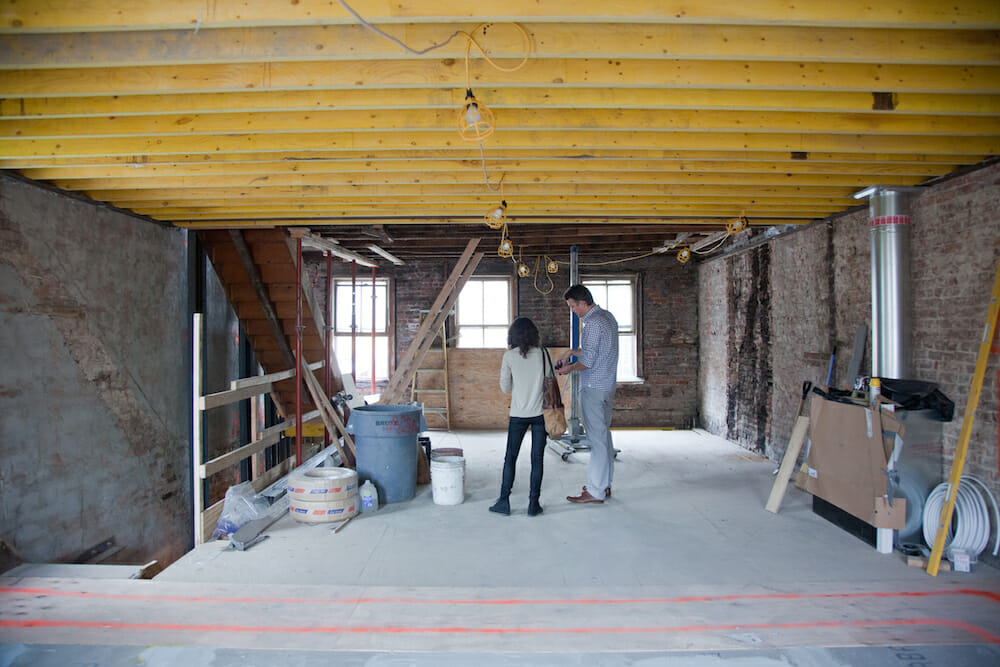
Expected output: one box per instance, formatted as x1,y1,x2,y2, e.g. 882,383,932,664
0,175,191,566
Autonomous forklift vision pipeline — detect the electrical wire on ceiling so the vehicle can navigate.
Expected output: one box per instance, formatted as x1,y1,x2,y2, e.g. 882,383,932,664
336,0,467,55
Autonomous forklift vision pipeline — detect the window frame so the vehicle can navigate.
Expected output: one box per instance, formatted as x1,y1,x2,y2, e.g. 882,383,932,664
582,274,642,382
455,275,514,349
331,277,393,383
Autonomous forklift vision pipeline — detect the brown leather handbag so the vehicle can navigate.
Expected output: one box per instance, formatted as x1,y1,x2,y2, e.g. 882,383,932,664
541,348,567,439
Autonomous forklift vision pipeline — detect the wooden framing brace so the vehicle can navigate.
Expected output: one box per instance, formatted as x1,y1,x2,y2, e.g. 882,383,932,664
379,238,484,405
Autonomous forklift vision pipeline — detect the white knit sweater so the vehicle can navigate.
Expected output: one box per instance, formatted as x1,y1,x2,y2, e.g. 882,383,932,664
499,346,546,418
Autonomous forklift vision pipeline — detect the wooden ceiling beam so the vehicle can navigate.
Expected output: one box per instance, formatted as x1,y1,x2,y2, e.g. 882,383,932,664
4,59,997,97
3,24,996,68
83,182,861,202
11,109,998,139
5,130,995,159
1,148,979,170
52,170,925,192
6,88,997,119
17,158,956,182
4,1,997,32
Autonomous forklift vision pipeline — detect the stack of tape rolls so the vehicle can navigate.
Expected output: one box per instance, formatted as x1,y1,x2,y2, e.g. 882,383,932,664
287,467,359,524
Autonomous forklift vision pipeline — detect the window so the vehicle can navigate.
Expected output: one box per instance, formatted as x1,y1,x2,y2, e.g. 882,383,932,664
583,277,639,381
456,277,512,348
333,278,390,382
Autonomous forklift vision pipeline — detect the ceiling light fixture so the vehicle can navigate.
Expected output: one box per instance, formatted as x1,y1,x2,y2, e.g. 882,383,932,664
456,23,531,144
677,247,691,264
458,89,495,143
484,175,507,228
367,244,405,266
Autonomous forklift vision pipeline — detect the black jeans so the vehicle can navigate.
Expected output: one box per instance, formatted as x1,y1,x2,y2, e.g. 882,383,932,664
499,415,546,501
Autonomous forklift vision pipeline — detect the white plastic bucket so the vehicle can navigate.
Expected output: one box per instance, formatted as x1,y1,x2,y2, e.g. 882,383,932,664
430,455,465,505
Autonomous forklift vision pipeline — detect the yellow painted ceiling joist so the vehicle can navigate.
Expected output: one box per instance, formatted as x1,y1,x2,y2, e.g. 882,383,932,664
3,24,997,68
6,89,997,119
115,193,857,208
174,217,814,231
4,60,998,97
85,182,859,201
4,1,997,32
1,148,976,170
144,200,848,216
20,158,952,182
54,170,922,192
5,130,995,159
8,109,998,139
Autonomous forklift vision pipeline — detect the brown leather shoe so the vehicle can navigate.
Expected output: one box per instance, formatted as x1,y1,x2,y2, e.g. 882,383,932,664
567,488,604,504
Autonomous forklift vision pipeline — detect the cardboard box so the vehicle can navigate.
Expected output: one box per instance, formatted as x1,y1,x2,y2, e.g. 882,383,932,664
803,392,906,530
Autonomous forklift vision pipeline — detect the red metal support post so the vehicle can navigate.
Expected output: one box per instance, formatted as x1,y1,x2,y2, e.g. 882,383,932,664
324,250,333,448
295,236,303,466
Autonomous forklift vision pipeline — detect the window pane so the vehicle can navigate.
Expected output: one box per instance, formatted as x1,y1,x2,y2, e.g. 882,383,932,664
457,278,511,348
334,335,389,381
483,326,508,348
482,280,510,324
457,326,483,348
335,281,387,334
457,281,484,325
617,333,637,379
335,284,355,332
607,284,633,329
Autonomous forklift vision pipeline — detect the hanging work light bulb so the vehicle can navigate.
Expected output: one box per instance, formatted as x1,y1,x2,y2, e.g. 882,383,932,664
498,237,514,258
546,257,559,274
727,215,748,235
517,262,531,278
458,89,495,142
485,200,507,229
677,247,691,264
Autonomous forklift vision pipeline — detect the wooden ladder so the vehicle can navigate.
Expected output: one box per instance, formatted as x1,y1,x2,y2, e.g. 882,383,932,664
379,238,483,405
410,314,450,430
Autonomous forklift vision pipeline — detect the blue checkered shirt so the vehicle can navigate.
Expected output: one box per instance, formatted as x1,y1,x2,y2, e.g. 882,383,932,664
579,305,619,392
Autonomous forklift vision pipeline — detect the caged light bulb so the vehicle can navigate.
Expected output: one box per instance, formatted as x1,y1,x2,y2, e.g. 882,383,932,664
484,200,507,229
546,259,559,274
465,103,482,126
517,263,531,278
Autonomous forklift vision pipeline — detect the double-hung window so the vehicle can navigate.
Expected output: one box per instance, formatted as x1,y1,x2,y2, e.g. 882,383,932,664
456,277,512,348
583,277,639,381
333,278,390,382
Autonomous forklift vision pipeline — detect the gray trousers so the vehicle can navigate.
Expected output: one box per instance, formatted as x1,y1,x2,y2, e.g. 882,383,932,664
580,386,615,499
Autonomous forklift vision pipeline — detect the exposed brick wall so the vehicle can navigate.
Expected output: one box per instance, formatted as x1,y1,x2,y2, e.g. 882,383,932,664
698,260,729,434
725,246,773,453
910,163,1000,502
699,160,1000,567
309,249,700,428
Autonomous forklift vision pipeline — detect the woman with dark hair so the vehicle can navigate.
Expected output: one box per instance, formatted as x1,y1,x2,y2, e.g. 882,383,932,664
490,317,547,516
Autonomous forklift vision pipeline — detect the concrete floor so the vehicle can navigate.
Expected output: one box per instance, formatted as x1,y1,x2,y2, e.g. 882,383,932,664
2,429,999,665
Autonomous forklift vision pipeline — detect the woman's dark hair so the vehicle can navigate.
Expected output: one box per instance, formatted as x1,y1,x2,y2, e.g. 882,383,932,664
563,283,594,304
507,317,540,357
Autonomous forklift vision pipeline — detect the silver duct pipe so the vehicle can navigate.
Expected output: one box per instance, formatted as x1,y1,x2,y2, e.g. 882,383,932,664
854,186,919,379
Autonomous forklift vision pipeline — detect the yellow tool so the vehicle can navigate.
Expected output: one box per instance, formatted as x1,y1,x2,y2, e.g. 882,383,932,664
926,254,1000,576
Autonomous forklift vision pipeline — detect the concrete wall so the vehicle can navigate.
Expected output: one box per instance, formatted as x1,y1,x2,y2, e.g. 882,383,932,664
698,160,1000,563
0,175,192,566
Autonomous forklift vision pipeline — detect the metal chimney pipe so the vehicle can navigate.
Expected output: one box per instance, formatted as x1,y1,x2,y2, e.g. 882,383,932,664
854,186,919,380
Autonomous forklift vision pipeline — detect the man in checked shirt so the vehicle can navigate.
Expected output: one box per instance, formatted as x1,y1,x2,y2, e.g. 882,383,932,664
555,284,619,505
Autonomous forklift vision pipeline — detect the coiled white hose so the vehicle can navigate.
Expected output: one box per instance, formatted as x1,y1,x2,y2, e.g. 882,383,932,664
922,475,1000,560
